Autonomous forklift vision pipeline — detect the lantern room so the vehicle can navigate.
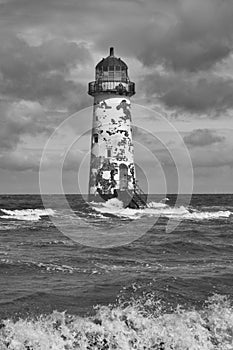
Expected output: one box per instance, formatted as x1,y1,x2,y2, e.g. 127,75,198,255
88,47,135,97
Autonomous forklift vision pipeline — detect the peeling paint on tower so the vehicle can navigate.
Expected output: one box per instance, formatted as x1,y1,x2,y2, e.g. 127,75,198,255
88,48,147,208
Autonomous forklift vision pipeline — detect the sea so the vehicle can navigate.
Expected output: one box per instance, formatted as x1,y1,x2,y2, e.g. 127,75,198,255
0,194,233,350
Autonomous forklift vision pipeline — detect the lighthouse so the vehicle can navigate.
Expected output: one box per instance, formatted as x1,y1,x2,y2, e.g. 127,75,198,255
88,47,147,208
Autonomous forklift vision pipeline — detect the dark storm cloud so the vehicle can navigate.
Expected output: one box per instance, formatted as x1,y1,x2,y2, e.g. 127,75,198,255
2,0,233,73
0,32,92,153
0,35,91,111
76,0,233,73
183,129,225,147
140,72,233,113
137,0,233,72
135,0,233,114
0,0,232,151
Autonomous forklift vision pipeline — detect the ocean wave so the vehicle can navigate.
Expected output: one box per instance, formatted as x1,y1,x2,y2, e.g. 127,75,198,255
0,294,232,349
91,199,143,219
0,258,101,275
33,240,75,247
93,261,156,274
177,210,231,220
0,224,20,230
0,208,55,221
0,258,75,274
18,239,76,247
92,199,232,221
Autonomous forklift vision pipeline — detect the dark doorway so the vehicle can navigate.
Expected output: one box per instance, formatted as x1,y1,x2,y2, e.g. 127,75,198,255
119,163,128,190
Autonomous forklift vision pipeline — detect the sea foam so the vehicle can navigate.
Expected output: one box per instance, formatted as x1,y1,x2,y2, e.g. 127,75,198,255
92,199,232,221
0,208,55,221
0,294,232,349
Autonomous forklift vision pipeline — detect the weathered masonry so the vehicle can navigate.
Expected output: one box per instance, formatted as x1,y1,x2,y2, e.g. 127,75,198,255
88,47,147,208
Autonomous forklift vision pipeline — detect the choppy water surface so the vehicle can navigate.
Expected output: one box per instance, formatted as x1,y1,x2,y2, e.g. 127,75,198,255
0,194,233,349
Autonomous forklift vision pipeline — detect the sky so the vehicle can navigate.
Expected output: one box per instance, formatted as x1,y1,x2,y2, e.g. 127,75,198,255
1,0,233,194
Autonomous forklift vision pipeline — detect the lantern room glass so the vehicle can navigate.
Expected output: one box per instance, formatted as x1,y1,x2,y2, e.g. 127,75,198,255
96,66,128,83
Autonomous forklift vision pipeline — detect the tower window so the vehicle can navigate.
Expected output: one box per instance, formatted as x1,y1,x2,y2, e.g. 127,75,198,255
115,72,121,80
93,134,98,143
108,72,114,80
107,149,111,157
121,71,126,80
103,71,108,79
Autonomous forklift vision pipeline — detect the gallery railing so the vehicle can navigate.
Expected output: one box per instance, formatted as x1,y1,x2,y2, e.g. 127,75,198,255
88,81,135,96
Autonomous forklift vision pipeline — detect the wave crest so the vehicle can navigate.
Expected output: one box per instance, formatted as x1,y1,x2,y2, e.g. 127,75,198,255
0,294,232,349
92,200,232,221
0,208,55,221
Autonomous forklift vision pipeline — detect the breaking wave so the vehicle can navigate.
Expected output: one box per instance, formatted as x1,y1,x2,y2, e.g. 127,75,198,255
92,199,232,221
0,208,56,221
1,201,229,224
0,294,232,349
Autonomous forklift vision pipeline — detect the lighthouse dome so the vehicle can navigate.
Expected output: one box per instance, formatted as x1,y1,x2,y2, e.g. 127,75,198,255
95,47,128,82
96,47,127,70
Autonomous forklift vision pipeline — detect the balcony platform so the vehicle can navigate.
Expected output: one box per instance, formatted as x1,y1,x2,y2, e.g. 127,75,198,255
88,80,135,97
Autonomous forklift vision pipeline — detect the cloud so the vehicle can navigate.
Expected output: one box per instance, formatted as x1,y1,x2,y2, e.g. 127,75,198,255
0,100,52,151
132,0,233,114
183,129,225,147
136,0,233,72
0,33,92,153
2,0,233,73
0,147,78,172
1,0,233,114
0,146,86,173
191,148,233,169
0,150,40,171
0,34,91,111
140,71,233,113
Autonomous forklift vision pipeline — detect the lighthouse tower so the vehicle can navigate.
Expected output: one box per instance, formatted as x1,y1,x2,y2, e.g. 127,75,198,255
88,48,147,208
